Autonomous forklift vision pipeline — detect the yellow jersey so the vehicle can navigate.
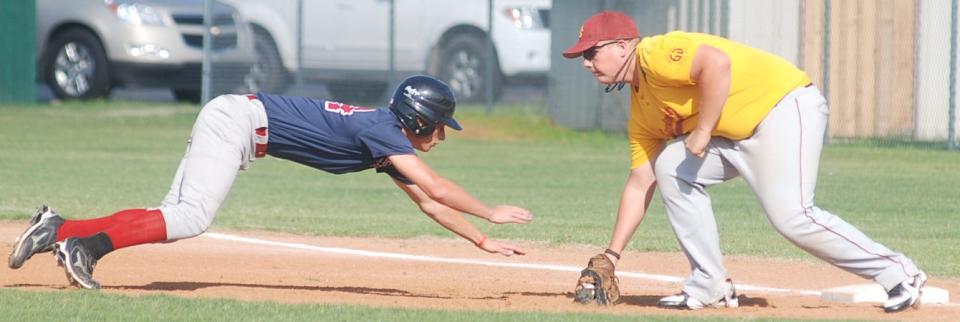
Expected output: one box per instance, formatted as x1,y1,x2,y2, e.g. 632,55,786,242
628,31,811,168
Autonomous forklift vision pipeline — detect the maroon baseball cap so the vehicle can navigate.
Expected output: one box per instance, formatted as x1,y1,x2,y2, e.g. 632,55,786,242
562,11,639,59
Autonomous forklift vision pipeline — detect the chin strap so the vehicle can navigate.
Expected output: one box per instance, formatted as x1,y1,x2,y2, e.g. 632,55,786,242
604,82,626,93
604,39,638,93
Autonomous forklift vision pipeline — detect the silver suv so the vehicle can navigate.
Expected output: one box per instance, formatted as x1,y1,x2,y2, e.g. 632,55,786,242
37,0,256,101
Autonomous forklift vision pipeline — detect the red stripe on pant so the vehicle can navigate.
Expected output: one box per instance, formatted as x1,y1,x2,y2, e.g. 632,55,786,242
57,208,168,249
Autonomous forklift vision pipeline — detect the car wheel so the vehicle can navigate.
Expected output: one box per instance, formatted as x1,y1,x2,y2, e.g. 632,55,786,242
438,34,502,103
172,89,201,103
44,29,111,100
247,28,289,94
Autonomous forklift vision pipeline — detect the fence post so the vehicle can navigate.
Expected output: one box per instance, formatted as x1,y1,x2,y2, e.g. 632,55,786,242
485,0,495,113
949,0,958,150
201,0,213,105
0,0,37,103
388,0,396,92
822,0,832,144
296,0,304,90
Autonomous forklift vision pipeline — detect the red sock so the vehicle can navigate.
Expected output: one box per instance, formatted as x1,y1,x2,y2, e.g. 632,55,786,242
57,208,167,250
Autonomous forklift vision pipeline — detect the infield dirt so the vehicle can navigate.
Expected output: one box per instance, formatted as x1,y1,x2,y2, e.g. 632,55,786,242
2,223,957,321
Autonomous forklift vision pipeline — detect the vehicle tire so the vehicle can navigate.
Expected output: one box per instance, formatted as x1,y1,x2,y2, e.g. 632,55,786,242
248,28,289,94
43,29,111,100
437,33,502,103
172,89,201,103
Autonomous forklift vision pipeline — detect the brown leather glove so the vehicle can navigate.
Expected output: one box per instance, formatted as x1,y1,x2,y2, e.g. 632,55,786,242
573,253,620,305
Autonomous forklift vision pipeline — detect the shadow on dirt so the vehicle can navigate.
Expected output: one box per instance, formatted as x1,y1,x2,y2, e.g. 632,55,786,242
113,282,452,299
615,294,770,308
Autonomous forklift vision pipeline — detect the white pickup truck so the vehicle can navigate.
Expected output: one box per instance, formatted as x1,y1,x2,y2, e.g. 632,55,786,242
225,0,551,102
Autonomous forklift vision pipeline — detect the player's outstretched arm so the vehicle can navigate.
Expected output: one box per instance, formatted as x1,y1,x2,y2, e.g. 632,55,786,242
387,154,533,224
392,178,526,256
604,162,657,265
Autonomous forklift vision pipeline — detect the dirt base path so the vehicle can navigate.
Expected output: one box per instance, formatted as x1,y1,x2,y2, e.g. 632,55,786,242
1,222,956,321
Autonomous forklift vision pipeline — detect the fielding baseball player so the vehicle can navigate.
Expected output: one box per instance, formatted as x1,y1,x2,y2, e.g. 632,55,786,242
8,75,533,289
563,11,926,313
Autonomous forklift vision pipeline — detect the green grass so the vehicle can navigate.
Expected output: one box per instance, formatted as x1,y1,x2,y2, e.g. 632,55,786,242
0,289,838,322
0,100,956,320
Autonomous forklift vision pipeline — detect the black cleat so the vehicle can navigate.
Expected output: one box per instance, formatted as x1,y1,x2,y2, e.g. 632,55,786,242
9,205,64,269
55,238,101,290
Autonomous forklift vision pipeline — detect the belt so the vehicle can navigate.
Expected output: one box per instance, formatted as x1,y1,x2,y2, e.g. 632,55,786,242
247,94,268,158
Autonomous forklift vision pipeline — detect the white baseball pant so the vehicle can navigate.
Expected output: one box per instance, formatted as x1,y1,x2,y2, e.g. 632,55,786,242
158,94,268,240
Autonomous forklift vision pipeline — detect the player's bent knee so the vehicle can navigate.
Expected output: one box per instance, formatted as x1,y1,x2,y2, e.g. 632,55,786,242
653,160,684,186
159,204,217,239
765,208,813,236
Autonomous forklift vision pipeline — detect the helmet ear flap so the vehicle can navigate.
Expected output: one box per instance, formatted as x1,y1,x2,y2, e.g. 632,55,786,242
414,116,436,137
391,101,436,137
391,99,419,133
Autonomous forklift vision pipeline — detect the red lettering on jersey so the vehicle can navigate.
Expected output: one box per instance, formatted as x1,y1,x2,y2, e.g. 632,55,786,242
373,157,393,169
659,106,686,137
325,101,374,115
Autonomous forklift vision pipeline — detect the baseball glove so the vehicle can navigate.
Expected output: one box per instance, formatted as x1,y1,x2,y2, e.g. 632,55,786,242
573,253,620,305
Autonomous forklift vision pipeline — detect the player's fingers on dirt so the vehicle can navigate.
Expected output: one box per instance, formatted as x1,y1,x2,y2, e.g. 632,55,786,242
480,239,523,256
500,243,527,255
498,241,526,256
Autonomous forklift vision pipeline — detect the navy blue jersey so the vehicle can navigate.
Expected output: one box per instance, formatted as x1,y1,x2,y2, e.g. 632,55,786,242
256,92,415,183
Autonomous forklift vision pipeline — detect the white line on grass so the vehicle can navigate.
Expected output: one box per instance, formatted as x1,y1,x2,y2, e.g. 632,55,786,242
203,232,822,296
0,206,31,213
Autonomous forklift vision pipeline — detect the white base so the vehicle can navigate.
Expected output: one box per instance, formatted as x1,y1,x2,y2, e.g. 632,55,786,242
821,284,950,304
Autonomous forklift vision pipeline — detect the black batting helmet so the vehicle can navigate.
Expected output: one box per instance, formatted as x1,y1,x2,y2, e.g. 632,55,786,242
389,75,462,136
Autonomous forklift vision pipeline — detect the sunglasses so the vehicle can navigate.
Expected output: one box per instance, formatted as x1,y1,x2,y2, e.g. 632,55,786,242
583,41,619,61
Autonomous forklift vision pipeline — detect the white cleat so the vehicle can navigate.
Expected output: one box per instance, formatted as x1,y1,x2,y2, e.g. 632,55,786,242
658,279,739,310
883,271,927,313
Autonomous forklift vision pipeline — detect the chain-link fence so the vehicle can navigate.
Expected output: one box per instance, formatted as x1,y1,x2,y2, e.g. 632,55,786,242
547,0,959,149
201,0,959,149
204,0,550,110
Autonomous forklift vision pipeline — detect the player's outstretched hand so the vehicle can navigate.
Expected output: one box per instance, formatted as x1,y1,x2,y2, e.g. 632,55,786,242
480,238,526,256
487,205,533,224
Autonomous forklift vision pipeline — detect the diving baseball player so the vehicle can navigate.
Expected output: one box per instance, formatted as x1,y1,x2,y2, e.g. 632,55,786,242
563,11,926,313
9,75,533,289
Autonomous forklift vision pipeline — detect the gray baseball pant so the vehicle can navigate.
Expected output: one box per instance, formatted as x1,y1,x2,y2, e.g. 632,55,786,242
654,86,920,304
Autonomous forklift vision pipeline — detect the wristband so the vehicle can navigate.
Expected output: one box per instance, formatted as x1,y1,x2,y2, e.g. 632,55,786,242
604,248,621,260
476,235,488,248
